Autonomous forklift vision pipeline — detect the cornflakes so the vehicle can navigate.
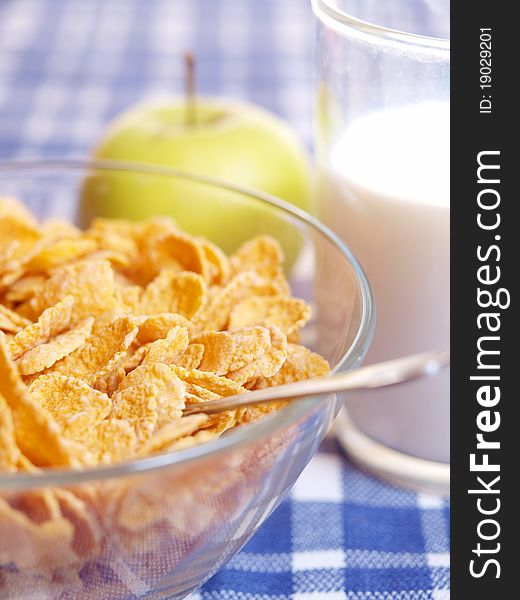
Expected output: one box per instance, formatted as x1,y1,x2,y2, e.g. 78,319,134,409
0,394,20,471
0,197,338,598
0,333,84,467
0,197,330,471
141,326,189,366
140,270,206,318
229,295,311,336
16,316,94,375
52,315,138,384
8,296,75,359
27,259,118,322
0,304,31,334
29,374,111,444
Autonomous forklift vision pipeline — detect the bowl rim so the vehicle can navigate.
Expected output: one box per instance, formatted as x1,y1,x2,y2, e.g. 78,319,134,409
0,157,375,490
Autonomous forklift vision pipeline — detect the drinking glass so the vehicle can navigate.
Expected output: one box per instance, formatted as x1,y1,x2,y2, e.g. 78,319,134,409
312,0,450,493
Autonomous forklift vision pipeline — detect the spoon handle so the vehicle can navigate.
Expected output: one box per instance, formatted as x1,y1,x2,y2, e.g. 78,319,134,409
182,349,450,416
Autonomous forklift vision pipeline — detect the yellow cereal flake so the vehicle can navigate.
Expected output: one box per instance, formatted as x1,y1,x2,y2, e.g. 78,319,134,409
54,488,104,557
162,429,218,453
140,270,206,319
0,197,38,227
185,383,221,403
83,248,132,268
0,304,31,334
200,238,231,285
178,343,204,369
137,414,209,455
234,401,289,426
88,218,140,258
229,295,311,336
116,284,142,313
0,333,83,466
136,312,193,345
230,235,290,294
84,419,137,465
111,387,158,440
227,324,288,386
28,260,117,322
194,271,284,331
0,497,76,571
40,219,81,240
24,237,98,272
113,363,186,437
9,296,75,359
171,365,244,397
0,393,21,471
52,315,138,383
151,230,209,280
3,274,46,304
93,365,127,396
119,343,150,374
0,200,331,482
29,375,111,445
201,410,238,436
230,235,284,277
192,330,235,375
141,326,189,366
227,326,271,372
0,198,40,257
255,343,330,388
16,316,94,375
0,267,25,291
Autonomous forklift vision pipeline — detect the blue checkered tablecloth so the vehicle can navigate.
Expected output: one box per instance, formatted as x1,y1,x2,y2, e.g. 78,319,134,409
0,1,450,598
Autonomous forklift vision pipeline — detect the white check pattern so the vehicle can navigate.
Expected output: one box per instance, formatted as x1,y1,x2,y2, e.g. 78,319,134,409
0,1,450,598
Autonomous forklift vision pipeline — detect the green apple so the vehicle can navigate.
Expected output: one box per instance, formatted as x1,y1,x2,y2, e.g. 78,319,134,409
79,97,313,257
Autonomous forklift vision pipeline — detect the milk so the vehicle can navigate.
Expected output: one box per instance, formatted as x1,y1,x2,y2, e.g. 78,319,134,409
320,102,450,463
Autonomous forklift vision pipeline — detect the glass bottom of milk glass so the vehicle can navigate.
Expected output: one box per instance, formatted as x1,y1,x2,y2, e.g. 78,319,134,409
335,410,450,496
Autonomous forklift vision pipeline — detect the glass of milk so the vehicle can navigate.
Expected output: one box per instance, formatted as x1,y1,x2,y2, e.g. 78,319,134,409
312,0,450,493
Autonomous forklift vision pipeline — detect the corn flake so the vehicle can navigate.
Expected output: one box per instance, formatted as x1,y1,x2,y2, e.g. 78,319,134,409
0,304,31,334
24,237,98,272
29,374,111,445
227,324,288,386
113,362,186,437
200,238,231,285
9,296,75,359
28,259,117,322
140,270,206,319
0,497,75,571
3,274,46,304
193,330,235,375
0,201,330,478
137,414,209,456
52,314,138,384
16,316,94,375
255,343,330,388
171,365,244,397
0,333,84,466
178,343,204,370
141,326,189,366
0,393,21,471
229,295,311,336
194,271,284,331
84,418,137,465
136,312,193,345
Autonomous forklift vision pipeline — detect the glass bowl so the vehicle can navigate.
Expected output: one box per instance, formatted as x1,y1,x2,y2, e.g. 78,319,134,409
0,159,374,599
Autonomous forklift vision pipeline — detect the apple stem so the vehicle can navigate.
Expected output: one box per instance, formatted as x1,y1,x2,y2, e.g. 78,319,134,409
184,51,196,126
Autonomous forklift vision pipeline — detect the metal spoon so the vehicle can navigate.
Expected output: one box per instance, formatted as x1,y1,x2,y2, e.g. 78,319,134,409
182,349,450,416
